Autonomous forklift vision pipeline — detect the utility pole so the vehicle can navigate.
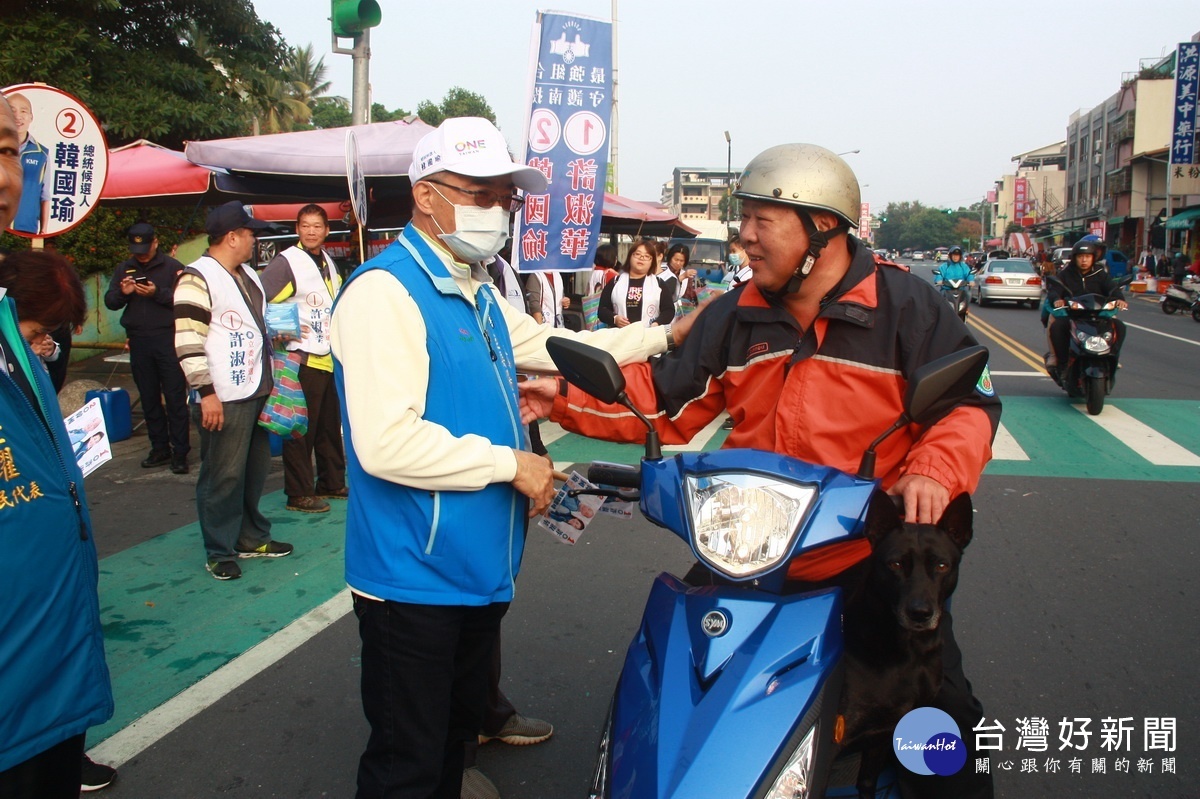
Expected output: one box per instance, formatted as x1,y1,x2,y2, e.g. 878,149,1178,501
330,1,382,126
609,0,619,193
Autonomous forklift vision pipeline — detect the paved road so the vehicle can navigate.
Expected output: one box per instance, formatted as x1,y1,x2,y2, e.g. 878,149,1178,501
64,276,1197,798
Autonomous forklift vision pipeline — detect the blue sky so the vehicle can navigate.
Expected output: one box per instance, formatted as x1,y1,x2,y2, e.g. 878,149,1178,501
252,0,1196,211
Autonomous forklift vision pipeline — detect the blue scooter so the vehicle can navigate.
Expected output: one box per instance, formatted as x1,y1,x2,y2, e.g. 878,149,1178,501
545,338,988,799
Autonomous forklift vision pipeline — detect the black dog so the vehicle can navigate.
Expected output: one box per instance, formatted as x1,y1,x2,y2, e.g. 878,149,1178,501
836,489,974,798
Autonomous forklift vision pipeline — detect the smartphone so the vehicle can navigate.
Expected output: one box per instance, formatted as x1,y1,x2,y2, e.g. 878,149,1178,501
133,276,150,285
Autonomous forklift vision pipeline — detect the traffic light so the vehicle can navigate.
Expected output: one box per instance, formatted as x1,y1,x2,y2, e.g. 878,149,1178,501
331,0,382,37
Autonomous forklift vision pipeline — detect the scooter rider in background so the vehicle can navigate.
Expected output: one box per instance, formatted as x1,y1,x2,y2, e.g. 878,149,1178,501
522,143,999,798
938,246,972,282
1045,239,1128,375
937,246,974,317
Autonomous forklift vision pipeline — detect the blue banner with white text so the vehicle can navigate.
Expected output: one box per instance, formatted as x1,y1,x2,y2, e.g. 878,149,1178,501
515,12,613,272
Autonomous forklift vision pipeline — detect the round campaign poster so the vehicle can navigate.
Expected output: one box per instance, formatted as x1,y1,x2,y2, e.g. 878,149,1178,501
3,83,109,238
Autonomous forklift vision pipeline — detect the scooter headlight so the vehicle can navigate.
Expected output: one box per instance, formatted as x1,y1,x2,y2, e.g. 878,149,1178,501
684,473,817,578
1101,300,1119,311
1084,336,1110,353
763,724,818,799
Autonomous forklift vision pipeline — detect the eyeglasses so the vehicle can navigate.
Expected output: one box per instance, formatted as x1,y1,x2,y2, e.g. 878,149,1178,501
426,179,525,212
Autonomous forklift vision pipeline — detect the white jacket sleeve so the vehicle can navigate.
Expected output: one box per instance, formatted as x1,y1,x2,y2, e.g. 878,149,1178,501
331,271,518,491
499,287,670,372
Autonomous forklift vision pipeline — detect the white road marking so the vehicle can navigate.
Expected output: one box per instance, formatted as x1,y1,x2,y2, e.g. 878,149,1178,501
88,589,353,769
1124,321,1200,347
1074,404,1200,466
991,423,1030,461
538,420,570,446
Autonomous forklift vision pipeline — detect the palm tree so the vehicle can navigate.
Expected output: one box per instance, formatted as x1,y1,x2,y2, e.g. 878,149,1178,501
288,44,347,117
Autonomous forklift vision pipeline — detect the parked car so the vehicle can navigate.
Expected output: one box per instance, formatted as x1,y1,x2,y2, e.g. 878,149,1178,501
970,257,1042,307
1052,246,1073,266
1106,248,1130,277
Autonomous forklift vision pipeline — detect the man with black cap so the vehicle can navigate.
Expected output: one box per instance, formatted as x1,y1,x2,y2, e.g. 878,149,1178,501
105,222,190,473
174,201,294,581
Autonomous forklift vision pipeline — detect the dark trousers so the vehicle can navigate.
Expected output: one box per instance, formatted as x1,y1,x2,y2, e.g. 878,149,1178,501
354,595,509,799
0,733,84,799
130,334,190,457
193,397,272,562
462,631,519,769
283,363,345,499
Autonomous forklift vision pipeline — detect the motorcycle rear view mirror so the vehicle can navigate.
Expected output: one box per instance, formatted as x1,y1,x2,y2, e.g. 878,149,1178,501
546,337,625,404
857,345,989,479
545,337,662,460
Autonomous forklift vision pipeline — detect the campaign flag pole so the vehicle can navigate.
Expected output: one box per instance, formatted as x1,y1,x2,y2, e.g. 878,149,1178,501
513,11,614,275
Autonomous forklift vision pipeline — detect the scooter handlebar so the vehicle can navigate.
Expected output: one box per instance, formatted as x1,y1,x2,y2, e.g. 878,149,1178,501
588,461,642,489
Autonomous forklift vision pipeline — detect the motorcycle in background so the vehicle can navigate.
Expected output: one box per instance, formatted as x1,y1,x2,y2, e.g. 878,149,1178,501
933,269,970,322
1046,274,1134,415
1159,276,1200,321
544,337,988,799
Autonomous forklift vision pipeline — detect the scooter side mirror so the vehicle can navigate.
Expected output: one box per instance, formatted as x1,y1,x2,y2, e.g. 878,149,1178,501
546,337,626,404
857,345,989,479
904,345,989,426
545,337,663,460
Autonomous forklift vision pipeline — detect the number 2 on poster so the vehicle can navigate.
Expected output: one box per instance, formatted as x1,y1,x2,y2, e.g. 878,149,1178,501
529,108,561,154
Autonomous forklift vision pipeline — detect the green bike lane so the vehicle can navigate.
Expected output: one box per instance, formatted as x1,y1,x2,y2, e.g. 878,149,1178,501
93,396,1200,753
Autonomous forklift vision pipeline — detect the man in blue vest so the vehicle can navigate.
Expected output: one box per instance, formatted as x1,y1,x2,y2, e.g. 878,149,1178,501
331,117,688,799
0,94,114,798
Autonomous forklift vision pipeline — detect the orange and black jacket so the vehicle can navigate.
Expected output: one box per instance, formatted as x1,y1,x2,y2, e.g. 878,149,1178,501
551,240,1002,505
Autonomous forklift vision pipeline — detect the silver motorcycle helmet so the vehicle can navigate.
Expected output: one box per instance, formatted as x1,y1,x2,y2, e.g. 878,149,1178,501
733,144,861,294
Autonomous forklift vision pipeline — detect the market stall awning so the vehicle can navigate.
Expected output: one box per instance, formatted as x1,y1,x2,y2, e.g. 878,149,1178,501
600,193,698,237
185,118,436,180
1165,207,1200,229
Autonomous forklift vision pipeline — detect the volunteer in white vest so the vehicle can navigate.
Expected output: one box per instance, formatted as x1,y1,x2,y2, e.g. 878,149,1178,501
525,269,567,327
260,204,348,514
598,237,676,328
174,201,294,581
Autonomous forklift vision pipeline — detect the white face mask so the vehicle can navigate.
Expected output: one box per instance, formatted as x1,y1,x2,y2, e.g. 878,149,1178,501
430,185,511,263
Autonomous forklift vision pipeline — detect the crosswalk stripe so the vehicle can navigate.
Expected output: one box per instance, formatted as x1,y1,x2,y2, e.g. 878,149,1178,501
538,420,570,446
1074,404,1200,466
992,423,1030,461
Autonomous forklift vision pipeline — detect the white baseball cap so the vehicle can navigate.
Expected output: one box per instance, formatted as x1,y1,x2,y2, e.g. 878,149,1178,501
409,117,548,193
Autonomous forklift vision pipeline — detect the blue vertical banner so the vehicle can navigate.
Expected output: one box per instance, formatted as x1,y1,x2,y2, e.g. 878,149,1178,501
1170,42,1200,195
515,12,613,273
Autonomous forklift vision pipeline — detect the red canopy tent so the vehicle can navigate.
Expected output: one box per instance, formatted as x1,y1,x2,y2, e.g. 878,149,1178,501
100,140,343,208
599,193,697,237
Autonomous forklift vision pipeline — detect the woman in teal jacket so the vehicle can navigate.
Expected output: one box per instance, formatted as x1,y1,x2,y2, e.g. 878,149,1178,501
0,251,113,798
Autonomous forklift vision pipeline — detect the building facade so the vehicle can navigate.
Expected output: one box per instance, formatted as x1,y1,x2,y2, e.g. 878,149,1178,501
665,167,742,222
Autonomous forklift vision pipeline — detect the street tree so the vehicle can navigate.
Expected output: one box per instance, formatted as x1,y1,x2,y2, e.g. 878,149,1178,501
0,0,290,148
417,87,496,127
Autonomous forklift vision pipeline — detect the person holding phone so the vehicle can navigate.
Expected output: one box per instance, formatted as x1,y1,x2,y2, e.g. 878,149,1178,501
104,222,191,474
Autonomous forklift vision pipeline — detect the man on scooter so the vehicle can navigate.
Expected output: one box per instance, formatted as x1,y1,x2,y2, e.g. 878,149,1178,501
938,246,973,284
1045,239,1128,375
521,143,999,798
937,246,973,317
